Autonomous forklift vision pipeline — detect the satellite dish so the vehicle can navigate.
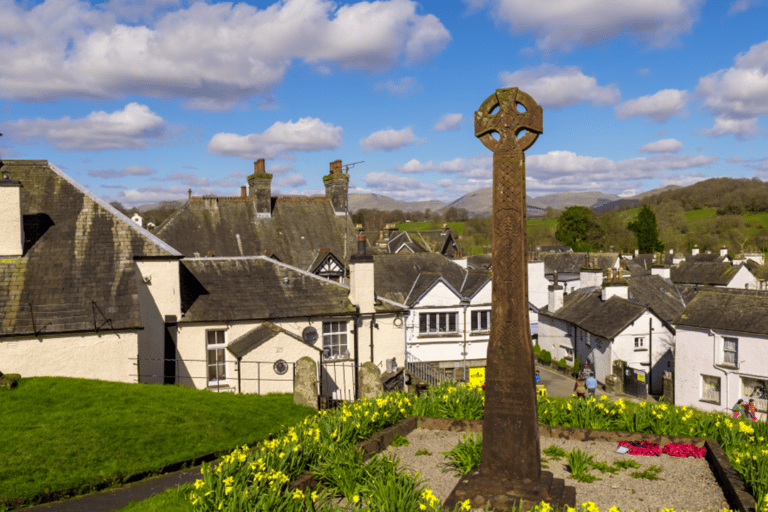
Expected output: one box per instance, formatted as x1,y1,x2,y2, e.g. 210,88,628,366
302,326,318,343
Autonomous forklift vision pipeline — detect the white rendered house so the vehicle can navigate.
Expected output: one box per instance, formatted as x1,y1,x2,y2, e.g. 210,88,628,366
674,288,768,420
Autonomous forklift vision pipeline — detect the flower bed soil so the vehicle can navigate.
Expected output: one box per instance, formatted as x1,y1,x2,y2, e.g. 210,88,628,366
325,417,756,512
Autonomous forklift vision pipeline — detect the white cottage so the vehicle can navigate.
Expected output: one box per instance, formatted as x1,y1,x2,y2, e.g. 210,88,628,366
373,253,491,380
674,288,768,420
538,274,684,394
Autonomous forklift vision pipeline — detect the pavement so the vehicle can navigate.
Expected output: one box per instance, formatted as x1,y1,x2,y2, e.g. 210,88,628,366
19,367,649,512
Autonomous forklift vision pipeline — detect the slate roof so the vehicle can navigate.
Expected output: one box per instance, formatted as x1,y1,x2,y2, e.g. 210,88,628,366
542,252,618,275
685,253,726,263
0,160,180,339
155,195,357,269
372,253,490,306
227,322,318,359
179,256,403,323
675,288,768,336
540,275,687,339
670,261,740,286
541,288,647,340
363,228,458,257
625,275,687,325
466,254,492,271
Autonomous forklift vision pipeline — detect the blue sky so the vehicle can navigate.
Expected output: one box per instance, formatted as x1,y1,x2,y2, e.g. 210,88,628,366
2,0,768,206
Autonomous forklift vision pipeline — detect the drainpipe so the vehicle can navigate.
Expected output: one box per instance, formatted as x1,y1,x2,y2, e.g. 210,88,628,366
369,313,378,363
237,356,242,394
648,317,653,395
354,306,360,400
462,302,468,382
710,329,729,406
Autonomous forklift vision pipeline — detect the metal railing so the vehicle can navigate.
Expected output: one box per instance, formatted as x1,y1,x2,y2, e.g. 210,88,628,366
406,352,447,386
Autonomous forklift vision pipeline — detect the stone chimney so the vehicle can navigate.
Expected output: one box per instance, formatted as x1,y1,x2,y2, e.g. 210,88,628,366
349,234,375,314
602,269,628,301
579,267,603,289
248,158,272,218
692,245,700,256
324,159,349,216
651,266,671,279
548,271,564,312
240,186,247,198
0,165,24,258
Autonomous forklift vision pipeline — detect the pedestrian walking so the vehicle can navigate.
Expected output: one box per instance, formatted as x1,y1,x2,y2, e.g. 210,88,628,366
586,374,598,398
733,399,746,420
574,378,587,399
745,398,757,421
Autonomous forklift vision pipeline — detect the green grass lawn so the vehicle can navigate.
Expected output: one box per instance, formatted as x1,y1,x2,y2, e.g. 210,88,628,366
0,378,315,510
396,221,466,235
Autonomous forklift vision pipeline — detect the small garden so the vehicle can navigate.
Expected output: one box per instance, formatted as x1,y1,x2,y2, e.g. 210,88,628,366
138,383,768,512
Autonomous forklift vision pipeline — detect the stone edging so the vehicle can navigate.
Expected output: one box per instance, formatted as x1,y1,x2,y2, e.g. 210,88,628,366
292,416,757,512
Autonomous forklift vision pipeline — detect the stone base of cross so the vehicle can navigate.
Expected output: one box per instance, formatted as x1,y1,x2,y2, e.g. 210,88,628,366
444,88,575,511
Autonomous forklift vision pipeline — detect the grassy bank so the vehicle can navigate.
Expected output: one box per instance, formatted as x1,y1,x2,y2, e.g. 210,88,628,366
0,377,315,509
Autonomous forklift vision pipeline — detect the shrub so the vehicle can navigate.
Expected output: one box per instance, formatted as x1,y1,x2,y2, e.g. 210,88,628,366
539,350,551,363
572,358,581,374
557,358,568,369
533,344,541,355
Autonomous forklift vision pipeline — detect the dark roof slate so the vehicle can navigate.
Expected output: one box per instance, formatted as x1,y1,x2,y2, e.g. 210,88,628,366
625,274,687,324
180,256,403,323
156,196,357,269
227,322,318,358
0,160,179,338
675,288,768,335
542,252,618,275
670,261,739,286
372,253,490,306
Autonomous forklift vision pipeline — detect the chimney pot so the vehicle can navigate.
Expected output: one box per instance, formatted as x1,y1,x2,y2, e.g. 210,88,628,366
241,186,246,198
254,158,265,174
553,270,558,286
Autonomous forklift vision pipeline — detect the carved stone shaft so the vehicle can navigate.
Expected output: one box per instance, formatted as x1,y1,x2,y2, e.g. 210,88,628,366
479,149,540,481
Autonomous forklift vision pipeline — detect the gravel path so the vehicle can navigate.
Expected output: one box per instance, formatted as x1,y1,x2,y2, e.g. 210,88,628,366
383,428,730,512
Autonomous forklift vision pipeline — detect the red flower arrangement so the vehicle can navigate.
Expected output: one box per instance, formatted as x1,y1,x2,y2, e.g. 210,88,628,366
619,440,661,456
661,442,707,458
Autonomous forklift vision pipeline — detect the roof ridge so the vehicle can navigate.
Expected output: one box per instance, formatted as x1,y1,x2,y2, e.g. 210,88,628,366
47,162,181,257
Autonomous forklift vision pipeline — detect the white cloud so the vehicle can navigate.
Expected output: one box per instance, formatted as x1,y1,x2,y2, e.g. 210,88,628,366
208,117,342,159
375,77,421,95
160,172,241,188
88,165,156,178
728,0,753,15
614,89,689,122
2,103,169,150
394,157,468,174
0,0,450,106
359,127,425,152
696,40,768,128
499,65,619,109
639,139,683,153
274,174,307,188
525,150,717,195
697,116,762,140
469,0,702,51
433,113,462,132
107,184,204,207
362,171,438,200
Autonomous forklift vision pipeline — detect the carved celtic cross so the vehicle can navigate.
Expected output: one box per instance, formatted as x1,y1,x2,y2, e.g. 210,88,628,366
476,87,543,480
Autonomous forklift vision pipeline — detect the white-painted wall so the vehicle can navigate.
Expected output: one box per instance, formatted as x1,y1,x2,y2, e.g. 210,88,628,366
0,181,24,257
134,260,182,384
174,314,404,395
528,261,549,309
0,332,138,382
727,266,758,290
675,326,768,419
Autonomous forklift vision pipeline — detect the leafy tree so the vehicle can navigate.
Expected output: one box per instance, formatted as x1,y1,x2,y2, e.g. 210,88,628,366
555,206,600,251
627,205,664,254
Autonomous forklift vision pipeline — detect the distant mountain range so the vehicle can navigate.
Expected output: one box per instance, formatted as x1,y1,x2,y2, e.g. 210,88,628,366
134,185,681,218
349,185,681,217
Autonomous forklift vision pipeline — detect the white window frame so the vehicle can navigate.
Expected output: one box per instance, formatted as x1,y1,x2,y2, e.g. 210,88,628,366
419,312,458,334
206,330,227,385
323,320,349,359
634,337,644,348
723,336,738,367
742,377,768,413
701,374,721,404
470,310,490,333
